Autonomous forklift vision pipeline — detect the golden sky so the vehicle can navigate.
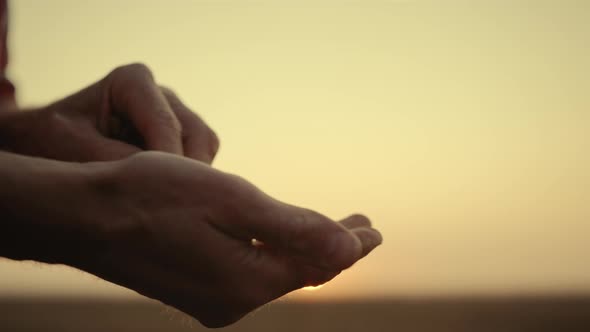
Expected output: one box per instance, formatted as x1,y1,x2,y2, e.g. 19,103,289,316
1,0,588,301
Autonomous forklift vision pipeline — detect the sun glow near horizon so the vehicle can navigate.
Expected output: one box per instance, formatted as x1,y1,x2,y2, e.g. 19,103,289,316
302,285,324,292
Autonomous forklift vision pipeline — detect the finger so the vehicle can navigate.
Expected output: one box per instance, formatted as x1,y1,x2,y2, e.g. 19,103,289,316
235,203,364,271
106,63,183,154
339,214,372,229
350,227,383,259
106,111,145,148
160,86,220,163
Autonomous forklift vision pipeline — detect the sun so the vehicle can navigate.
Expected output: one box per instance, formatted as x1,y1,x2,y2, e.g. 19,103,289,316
302,285,324,291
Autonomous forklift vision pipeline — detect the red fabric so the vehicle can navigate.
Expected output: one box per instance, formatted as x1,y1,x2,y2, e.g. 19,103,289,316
0,0,15,105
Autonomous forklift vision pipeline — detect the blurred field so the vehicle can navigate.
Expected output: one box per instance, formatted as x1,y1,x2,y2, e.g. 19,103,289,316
1,296,589,332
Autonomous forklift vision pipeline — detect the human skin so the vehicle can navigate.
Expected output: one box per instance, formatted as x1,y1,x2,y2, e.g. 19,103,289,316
0,62,382,327
0,63,219,163
0,151,382,328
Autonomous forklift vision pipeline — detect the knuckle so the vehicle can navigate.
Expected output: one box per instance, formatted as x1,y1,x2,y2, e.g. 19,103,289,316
123,62,153,76
208,129,220,156
110,62,154,81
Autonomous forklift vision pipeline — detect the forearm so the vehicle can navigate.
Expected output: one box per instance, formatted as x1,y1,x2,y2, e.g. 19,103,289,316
0,151,104,264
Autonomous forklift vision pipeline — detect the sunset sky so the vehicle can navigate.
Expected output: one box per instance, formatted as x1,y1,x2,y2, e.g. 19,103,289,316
0,0,588,301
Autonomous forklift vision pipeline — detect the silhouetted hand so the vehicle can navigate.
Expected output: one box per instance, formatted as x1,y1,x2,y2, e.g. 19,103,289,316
71,152,382,327
0,63,218,162
0,62,382,328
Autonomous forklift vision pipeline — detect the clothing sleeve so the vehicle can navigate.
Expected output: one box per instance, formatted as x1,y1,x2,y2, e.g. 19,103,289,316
0,0,16,111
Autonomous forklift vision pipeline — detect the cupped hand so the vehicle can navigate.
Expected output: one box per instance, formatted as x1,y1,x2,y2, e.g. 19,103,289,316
0,63,218,162
78,152,382,327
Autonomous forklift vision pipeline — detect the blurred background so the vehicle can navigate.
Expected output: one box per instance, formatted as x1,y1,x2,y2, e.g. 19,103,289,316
1,0,589,331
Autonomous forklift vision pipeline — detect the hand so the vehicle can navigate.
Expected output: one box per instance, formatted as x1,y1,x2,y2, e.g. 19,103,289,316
0,63,219,163
72,152,382,327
